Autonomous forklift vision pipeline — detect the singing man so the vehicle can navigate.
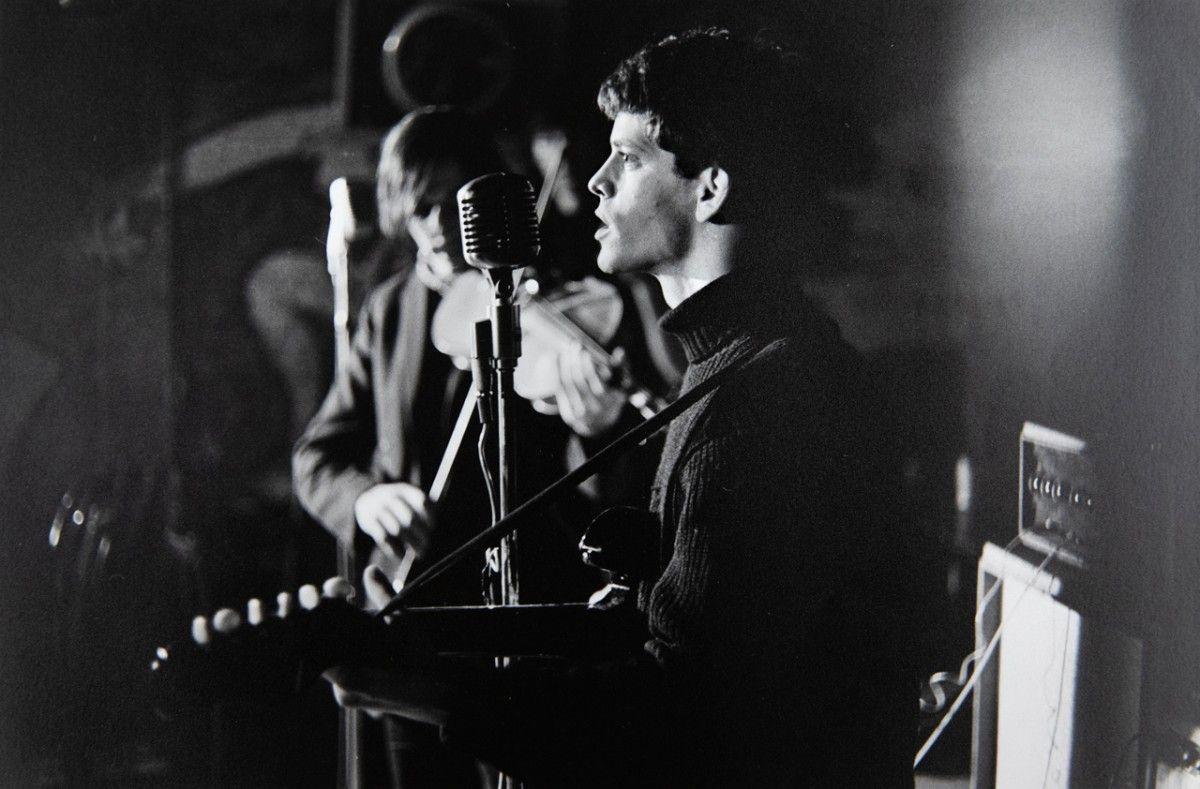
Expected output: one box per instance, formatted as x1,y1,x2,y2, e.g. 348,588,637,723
324,28,918,787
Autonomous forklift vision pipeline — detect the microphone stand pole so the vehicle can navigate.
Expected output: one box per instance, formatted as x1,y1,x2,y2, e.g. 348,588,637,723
486,269,522,607
486,268,524,789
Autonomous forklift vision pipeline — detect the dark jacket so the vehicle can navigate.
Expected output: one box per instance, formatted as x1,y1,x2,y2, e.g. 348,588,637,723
293,270,439,555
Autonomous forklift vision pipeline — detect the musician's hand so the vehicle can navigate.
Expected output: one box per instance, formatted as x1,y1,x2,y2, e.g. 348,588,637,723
553,345,627,437
354,483,433,559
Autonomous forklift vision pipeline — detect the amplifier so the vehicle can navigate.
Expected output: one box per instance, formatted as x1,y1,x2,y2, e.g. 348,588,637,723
1018,422,1097,567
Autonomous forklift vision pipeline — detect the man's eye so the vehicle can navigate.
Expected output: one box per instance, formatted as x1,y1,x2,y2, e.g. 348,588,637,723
619,152,638,166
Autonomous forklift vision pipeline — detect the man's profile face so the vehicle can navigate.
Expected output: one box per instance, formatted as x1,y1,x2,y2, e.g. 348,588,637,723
587,111,697,276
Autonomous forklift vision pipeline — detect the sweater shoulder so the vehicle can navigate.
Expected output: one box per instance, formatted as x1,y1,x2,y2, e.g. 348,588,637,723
704,325,865,432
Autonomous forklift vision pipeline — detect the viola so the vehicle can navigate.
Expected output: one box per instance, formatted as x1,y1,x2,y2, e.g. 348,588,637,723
430,269,666,417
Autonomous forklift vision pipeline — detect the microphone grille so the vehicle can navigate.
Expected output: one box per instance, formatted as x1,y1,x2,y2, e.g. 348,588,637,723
457,173,540,270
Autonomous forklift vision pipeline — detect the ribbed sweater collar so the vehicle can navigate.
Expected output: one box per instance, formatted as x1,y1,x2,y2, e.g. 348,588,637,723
660,266,814,365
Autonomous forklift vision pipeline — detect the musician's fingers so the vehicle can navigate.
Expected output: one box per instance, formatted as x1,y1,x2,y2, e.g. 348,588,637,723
530,396,559,415
356,484,426,553
379,495,416,531
375,530,411,560
561,345,588,393
380,496,415,534
374,507,404,539
322,576,355,601
382,513,428,557
554,388,577,426
577,349,610,396
276,591,294,618
362,565,394,611
359,518,396,556
556,350,587,416
393,485,434,531
380,499,430,555
554,353,626,437
247,598,264,626
212,608,242,634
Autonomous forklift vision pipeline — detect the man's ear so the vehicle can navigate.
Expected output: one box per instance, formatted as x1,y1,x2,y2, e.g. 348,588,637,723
694,166,731,223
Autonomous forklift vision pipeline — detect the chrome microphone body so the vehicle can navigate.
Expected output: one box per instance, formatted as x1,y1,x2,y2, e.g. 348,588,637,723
456,172,541,271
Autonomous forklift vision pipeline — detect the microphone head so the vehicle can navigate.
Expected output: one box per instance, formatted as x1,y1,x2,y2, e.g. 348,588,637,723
457,172,540,270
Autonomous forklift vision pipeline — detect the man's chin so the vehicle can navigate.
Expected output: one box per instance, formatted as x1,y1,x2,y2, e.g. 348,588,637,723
596,251,652,277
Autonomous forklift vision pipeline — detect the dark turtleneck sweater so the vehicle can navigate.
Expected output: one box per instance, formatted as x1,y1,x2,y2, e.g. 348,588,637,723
633,267,916,786
448,267,917,788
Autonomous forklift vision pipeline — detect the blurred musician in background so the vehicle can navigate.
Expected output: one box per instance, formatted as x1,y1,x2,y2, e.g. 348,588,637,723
292,106,679,786
323,29,919,787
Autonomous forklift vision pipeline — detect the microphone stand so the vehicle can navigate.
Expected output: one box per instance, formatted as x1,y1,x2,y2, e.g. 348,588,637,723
485,269,522,606
486,269,523,789
457,174,542,789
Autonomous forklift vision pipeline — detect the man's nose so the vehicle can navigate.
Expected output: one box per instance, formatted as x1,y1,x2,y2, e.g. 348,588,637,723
587,163,611,199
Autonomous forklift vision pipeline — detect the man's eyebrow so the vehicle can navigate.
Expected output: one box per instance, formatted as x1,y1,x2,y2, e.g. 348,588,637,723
610,135,652,153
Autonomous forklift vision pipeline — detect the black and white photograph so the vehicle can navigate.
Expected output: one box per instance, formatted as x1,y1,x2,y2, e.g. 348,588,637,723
0,1,1197,786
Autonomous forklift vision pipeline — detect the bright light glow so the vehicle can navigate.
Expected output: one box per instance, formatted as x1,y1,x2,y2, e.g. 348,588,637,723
952,1,1133,360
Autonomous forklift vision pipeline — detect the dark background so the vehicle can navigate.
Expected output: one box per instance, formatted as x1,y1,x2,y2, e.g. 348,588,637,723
0,0,1197,784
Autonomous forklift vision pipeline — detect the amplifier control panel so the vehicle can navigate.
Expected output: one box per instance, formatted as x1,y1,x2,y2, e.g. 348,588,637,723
1018,422,1097,567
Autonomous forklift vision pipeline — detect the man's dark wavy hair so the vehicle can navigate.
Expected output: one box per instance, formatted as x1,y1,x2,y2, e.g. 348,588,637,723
597,28,804,227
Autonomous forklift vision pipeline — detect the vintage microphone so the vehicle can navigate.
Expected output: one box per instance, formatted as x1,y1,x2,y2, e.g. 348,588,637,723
458,172,541,271
458,171,540,789
456,172,540,608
